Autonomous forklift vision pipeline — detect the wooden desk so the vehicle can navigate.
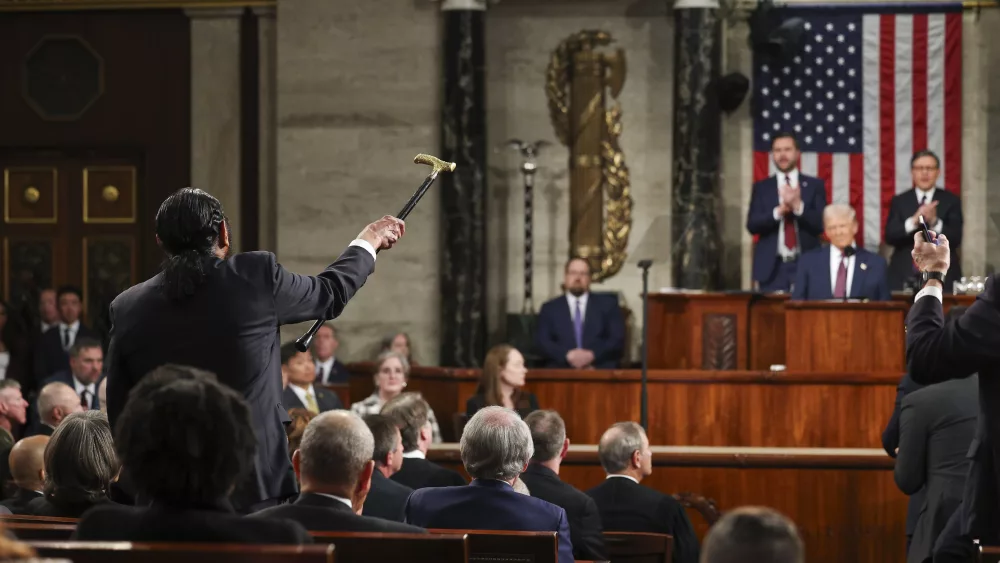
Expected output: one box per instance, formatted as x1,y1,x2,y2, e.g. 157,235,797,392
426,445,905,563
785,301,907,372
346,366,899,446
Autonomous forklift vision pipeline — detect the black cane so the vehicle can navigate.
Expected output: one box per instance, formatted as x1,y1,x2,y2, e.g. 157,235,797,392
294,154,456,352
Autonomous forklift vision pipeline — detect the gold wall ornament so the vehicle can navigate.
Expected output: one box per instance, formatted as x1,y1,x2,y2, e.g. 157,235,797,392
23,186,40,204
545,30,632,282
101,185,119,202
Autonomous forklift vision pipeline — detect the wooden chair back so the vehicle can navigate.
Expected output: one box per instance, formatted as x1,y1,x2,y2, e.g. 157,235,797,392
980,545,1000,562
428,529,557,563
27,542,335,563
0,514,79,524
603,532,673,563
4,522,75,540
310,531,468,563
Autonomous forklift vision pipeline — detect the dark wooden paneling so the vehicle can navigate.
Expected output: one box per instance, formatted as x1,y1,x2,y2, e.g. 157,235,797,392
748,294,787,369
785,301,907,372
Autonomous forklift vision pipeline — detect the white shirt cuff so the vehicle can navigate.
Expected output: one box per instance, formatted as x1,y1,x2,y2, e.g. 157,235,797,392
914,284,943,304
773,207,782,221
933,218,944,232
904,216,917,234
349,239,377,261
793,201,804,216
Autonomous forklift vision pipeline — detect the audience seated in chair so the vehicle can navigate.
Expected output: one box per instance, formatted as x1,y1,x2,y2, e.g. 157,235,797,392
466,344,539,419
33,286,100,383
403,406,575,563
351,351,441,443
280,342,343,415
311,323,351,385
0,381,28,493
380,331,415,366
380,393,464,490
700,506,803,563
252,410,425,533
31,382,84,438
361,414,412,522
521,410,607,562
27,410,118,518
1,435,46,514
587,422,700,563
73,364,312,544
41,338,103,413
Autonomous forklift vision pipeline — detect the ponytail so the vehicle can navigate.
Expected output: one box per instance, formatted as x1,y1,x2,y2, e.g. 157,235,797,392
155,188,228,302
162,249,209,301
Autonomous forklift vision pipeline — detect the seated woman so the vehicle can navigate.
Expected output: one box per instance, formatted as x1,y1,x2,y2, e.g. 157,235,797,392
466,344,538,419
27,410,119,518
350,351,441,443
285,407,317,456
380,331,416,366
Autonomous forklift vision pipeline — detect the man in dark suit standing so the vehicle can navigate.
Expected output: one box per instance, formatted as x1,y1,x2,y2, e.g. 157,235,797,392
587,422,700,563
535,257,624,369
521,410,606,562
34,286,100,383
884,150,963,292
404,406,575,563
362,414,413,522
906,230,999,562
746,133,827,292
312,323,350,385
252,411,425,533
791,204,890,301
105,188,404,512
382,393,465,490
279,342,342,414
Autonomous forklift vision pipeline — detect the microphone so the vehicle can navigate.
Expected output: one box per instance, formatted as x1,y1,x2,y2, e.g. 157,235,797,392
841,246,856,303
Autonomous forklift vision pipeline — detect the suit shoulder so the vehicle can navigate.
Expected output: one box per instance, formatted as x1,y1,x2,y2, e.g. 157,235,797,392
751,177,774,191
859,248,888,267
111,275,162,309
538,297,563,312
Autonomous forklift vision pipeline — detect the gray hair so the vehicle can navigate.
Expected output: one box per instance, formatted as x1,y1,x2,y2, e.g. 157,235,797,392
381,392,430,453
512,477,530,496
38,382,78,427
524,410,566,463
701,506,804,563
298,410,375,489
598,422,646,474
375,350,410,379
460,406,533,481
44,410,119,504
822,203,857,223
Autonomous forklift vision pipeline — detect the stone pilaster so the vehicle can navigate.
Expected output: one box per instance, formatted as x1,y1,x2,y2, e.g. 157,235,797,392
255,6,277,252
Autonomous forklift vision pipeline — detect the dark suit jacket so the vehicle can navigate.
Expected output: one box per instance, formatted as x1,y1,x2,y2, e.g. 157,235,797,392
281,385,343,413
252,492,425,533
0,488,41,515
106,247,375,509
791,246,890,301
364,470,412,522
535,293,624,369
906,278,1000,542
74,500,312,544
404,479,574,563
33,324,100,383
587,477,700,563
895,376,977,563
882,372,926,538
884,188,963,291
391,457,466,490
746,174,827,284
519,464,606,561
42,370,103,410
27,495,113,519
314,359,351,385
466,392,539,420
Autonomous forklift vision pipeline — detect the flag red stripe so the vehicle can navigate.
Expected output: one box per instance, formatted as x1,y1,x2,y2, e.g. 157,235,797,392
817,153,834,206
879,16,897,239
754,151,770,183
944,12,962,195
912,14,929,153
850,153,866,247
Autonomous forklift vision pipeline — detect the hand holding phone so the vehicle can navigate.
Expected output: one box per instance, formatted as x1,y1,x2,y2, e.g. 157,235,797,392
918,215,936,244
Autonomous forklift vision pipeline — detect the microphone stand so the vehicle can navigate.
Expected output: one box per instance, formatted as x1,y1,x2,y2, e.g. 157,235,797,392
637,259,652,432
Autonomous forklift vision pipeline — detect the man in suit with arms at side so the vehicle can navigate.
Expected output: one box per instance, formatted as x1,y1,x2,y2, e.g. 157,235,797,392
312,323,350,385
791,204,890,301
280,343,343,414
361,414,413,522
382,392,466,490
404,406,575,563
746,133,828,292
34,286,100,383
106,188,405,512
521,410,606,562
884,150,963,292
252,410,425,533
535,257,624,369
905,230,999,562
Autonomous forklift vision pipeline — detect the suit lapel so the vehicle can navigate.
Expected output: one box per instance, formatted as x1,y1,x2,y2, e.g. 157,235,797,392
822,246,834,300
560,297,576,346
850,250,866,299
282,388,305,410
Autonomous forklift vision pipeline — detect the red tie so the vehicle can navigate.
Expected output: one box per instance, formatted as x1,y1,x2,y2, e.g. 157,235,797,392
782,177,797,249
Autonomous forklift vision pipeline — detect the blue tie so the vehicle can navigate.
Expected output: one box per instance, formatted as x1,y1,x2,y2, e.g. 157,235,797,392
573,299,583,349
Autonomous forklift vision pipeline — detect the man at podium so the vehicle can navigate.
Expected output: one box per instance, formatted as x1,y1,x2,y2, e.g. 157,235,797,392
791,204,890,301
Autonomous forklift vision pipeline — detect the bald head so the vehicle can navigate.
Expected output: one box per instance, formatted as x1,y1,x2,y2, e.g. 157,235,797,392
9,436,48,491
297,410,375,490
38,382,84,428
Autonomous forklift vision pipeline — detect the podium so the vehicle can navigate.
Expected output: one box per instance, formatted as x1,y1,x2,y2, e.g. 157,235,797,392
647,293,754,370
785,300,908,372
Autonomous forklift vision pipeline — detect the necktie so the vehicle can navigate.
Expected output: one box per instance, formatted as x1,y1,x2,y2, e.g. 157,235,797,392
317,365,327,384
304,391,319,414
573,299,583,349
782,175,797,250
62,327,70,351
833,257,848,298
79,389,89,408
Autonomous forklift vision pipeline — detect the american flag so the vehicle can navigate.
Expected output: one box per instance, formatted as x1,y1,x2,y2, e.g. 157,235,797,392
752,9,962,250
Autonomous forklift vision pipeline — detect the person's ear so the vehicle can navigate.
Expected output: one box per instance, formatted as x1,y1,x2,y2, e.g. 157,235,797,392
218,219,231,252
560,438,570,460
420,424,432,443
291,449,303,482
631,449,642,469
355,461,375,515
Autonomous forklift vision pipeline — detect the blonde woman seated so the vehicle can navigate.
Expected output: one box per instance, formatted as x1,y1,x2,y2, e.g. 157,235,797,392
351,350,441,443
466,344,539,419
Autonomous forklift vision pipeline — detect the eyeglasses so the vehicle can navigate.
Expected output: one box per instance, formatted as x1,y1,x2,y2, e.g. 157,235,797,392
912,166,939,173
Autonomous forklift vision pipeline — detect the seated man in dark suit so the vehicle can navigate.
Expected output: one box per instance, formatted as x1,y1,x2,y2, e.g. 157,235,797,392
32,382,84,437
535,257,624,369
701,506,803,563
521,410,606,561
74,365,312,544
587,422,700,563
362,414,413,522
791,204,890,301
252,410,424,532
312,323,351,385
280,342,343,415
41,338,104,411
1,436,46,514
381,393,465,490
34,286,100,383
404,406,574,563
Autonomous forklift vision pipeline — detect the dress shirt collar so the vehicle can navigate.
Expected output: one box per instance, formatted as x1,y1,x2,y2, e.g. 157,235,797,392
289,383,316,406
776,168,800,186
59,320,80,333
312,492,353,510
315,357,335,377
606,474,639,484
565,292,589,311
470,479,514,490
915,186,939,203
72,375,96,397
402,450,425,459
830,244,857,262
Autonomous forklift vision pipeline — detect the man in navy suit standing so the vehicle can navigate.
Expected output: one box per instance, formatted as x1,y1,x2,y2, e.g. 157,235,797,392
746,133,828,292
535,258,624,369
791,204,890,301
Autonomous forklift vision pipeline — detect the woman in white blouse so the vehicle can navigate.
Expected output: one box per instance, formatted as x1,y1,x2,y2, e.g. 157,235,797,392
349,350,441,443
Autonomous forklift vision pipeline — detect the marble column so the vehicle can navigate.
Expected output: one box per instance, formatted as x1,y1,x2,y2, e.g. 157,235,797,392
187,8,242,252
439,0,487,367
255,6,278,253
671,1,723,289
